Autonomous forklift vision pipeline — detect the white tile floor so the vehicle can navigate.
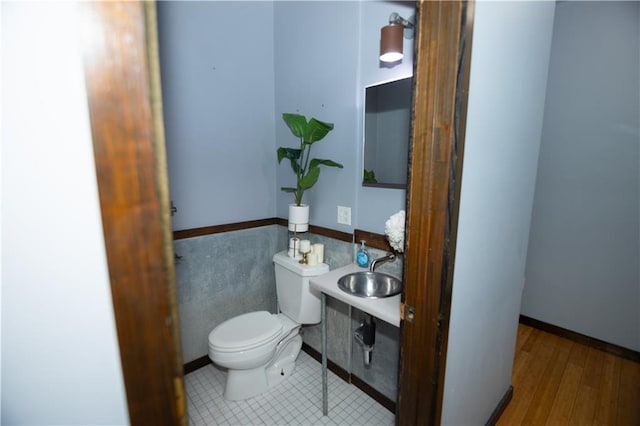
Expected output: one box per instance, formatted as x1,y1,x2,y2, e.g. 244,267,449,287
185,351,395,426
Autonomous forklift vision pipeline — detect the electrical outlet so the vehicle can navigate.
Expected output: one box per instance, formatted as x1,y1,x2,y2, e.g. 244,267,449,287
337,206,351,225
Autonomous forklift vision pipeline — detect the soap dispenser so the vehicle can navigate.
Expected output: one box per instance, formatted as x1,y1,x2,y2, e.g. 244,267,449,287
356,240,370,268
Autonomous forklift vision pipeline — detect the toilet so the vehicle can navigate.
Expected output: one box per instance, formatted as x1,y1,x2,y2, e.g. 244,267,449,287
208,251,329,400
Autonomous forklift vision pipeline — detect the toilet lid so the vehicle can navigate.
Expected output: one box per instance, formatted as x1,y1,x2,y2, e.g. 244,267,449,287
210,311,283,351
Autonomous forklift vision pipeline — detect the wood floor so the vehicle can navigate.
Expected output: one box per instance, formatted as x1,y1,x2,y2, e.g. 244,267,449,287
496,324,640,426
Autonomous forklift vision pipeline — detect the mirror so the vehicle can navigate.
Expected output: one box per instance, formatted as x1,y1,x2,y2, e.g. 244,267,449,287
363,76,413,189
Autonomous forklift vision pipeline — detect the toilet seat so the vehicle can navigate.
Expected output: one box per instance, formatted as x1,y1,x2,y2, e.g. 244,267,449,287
209,311,283,352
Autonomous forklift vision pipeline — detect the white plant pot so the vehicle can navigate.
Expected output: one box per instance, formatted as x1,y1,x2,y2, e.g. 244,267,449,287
288,204,309,232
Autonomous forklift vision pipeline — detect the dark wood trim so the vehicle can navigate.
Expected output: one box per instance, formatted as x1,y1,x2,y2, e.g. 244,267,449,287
434,1,476,423
81,2,185,424
145,5,187,420
277,218,353,243
519,315,640,364
301,343,395,413
350,374,396,414
301,343,350,383
363,183,407,190
354,229,393,252
184,356,213,375
173,218,278,240
398,1,473,425
174,218,353,243
308,224,353,243
485,385,513,425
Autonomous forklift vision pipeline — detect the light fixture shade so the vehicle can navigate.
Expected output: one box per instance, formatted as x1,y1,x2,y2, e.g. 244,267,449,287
380,24,404,62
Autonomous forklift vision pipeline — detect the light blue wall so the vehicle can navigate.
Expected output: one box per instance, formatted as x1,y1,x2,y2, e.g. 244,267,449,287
159,1,413,234
158,2,277,230
274,1,413,234
441,2,556,424
522,1,640,351
273,1,359,234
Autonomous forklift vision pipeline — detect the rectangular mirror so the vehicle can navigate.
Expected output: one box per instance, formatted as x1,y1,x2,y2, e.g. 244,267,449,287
363,76,413,189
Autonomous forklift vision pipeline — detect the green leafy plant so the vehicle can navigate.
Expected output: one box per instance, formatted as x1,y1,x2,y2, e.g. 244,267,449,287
363,169,378,184
277,113,343,206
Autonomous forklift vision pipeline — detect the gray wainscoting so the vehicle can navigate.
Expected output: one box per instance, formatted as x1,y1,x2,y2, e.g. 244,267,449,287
174,225,281,362
174,224,401,401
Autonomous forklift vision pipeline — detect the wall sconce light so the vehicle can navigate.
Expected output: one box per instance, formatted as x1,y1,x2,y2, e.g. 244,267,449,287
379,12,415,63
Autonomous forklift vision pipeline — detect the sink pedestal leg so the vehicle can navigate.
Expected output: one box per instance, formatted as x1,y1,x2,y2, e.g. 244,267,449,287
321,293,328,416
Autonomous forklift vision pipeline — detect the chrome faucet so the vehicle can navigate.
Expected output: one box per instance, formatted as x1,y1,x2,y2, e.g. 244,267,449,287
369,252,396,272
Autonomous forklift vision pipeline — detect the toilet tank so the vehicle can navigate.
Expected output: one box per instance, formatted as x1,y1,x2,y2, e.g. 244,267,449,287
273,251,329,324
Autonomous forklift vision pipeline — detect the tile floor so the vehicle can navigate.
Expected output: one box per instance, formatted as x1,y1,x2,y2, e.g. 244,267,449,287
185,351,395,426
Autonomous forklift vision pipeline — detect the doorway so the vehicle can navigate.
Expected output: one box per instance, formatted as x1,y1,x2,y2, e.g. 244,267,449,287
81,1,473,424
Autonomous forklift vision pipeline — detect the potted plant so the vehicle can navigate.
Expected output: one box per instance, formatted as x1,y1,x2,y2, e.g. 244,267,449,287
277,113,343,232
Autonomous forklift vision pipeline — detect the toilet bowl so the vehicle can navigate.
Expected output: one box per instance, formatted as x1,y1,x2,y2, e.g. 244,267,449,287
208,311,301,400
208,251,329,401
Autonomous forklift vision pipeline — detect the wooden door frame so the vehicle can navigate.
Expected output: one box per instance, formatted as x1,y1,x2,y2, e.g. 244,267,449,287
82,1,474,424
398,1,474,424
81,2,186,425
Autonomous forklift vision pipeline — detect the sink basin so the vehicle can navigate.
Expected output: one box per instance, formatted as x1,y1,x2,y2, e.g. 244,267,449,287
337,271,402,299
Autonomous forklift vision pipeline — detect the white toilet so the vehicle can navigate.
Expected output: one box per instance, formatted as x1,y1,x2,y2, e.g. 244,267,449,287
208,251,329,400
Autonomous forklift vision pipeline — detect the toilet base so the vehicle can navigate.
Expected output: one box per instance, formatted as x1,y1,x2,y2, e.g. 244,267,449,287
265,334,302,389
223,334,303,401
224,365,269,401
